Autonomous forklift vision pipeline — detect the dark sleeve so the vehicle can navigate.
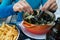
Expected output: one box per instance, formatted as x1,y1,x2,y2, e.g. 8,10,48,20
0,5,16,18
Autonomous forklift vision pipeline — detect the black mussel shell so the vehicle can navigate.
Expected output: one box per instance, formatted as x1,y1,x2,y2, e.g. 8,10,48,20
24,19,30,23
30,18,37,24
32,10,37,16
24,10,55,25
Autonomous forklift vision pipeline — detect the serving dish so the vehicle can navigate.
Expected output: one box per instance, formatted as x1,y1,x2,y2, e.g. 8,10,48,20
0,22,20,40
23,10,55,34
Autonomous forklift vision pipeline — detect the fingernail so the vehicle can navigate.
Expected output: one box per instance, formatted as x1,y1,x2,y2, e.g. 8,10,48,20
41,7,46,11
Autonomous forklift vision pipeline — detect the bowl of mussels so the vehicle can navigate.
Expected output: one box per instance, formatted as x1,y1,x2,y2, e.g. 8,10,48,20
23,10,55,34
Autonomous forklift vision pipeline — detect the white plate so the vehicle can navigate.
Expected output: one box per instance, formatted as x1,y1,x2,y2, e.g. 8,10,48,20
19,21,46,39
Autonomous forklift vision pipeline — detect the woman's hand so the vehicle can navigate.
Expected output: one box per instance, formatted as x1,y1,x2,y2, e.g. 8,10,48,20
13,1,33,13
41,0,58,11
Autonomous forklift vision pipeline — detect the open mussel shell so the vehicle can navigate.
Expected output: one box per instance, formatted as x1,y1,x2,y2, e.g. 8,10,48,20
44,10,55,25
23,10,38,24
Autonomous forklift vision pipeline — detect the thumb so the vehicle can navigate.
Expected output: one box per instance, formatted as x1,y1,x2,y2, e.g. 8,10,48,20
41,1,50,11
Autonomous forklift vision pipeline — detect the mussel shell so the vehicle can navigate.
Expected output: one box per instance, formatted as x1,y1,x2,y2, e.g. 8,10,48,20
23,10,55,25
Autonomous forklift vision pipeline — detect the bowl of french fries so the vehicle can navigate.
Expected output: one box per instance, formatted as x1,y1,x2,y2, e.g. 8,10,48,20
0,22,20,40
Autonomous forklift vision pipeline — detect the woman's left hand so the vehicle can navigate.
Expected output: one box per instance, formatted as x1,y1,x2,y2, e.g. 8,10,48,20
41,0,58,11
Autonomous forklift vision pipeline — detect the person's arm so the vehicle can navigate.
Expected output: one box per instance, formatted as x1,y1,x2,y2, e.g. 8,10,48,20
0,5,16,18
0,0,14,7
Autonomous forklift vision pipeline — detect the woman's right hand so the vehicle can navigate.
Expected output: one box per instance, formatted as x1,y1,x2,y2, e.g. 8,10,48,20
13,1,33,13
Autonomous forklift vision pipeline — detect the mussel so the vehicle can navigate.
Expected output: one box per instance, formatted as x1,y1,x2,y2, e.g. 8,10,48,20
23,10,55,25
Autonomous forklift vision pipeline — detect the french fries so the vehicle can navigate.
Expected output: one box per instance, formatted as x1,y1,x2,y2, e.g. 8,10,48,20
0,22,18,40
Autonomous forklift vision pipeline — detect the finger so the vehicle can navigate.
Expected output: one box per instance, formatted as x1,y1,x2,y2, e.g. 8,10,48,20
41,1,50,11
19,1,31,10
17,3,24,12
49,3,57,10
24,8,33,14
13,6,19,12
13,3,20,12
21,1,33,13
23,1,33,13
49,0,56,4
30,9,33,13
52,6,58,11
26,6,33,13
41,0,56,11
26,9,31,13
24,8,32,13
19,1,28,9
23,8,30,13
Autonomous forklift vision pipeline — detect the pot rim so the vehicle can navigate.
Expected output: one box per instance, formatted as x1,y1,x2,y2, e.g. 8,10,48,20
23,21,55,28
